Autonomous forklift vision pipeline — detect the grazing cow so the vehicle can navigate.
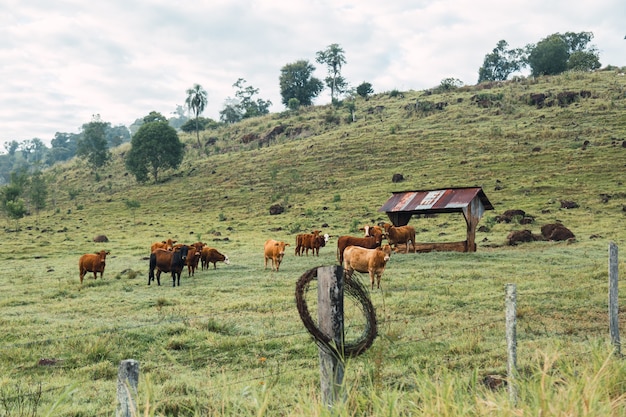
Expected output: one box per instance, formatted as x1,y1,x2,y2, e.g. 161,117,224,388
343,244,392,289
382,223,416,253
200,247,230,270
185,242,205,276
295,230,327,256
149,245,189,286
264,239,289,271
336,233,384,264
78,250,110,284
150,238,177,253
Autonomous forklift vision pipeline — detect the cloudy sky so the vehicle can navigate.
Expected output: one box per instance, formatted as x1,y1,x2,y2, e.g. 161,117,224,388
1,0,624,148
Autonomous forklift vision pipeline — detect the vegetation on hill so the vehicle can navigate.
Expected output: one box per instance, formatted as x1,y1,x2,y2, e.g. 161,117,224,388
1,69,626,415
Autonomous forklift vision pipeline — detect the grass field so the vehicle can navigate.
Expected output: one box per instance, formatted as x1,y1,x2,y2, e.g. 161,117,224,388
1,69,626,416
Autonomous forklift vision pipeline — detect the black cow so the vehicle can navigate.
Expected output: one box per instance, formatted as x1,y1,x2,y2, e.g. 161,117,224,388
149,246,189,287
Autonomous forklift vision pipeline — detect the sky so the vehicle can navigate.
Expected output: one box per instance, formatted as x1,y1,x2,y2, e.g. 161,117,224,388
1,0,624,148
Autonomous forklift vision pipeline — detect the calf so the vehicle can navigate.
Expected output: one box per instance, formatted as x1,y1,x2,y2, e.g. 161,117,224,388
382,223,416,253
78,250,110,284
201,247,230,270
264,239,289,272
343,244,392,289
149,245,189,286
336,233,383,264
185,242,204,276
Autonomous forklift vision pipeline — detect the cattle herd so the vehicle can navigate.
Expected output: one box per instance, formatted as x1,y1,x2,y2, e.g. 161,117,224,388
78,223,417,290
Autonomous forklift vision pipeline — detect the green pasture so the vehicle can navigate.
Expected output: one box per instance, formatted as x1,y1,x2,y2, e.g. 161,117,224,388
1,70,626,415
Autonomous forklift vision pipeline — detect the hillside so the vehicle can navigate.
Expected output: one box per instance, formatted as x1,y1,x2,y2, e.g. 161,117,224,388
32,69,626,247
2,69,626,416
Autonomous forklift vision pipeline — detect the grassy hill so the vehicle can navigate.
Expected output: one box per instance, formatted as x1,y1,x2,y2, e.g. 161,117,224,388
1,69,626,416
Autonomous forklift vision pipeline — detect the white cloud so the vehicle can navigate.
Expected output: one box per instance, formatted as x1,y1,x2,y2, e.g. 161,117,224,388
0,0,624,147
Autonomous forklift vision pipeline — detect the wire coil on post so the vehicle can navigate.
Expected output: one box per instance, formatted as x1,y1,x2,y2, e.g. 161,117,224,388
295,267,377,358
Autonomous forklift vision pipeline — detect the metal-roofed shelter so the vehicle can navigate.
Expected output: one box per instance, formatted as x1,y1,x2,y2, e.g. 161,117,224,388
378,187,494,252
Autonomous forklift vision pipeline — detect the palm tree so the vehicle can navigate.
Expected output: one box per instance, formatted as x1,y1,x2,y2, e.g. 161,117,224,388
185,84,208,146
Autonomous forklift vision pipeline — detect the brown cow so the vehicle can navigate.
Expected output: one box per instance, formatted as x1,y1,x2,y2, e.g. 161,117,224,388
78,250,110,284
150,238,177,253
149,245,189,286
361,225,385,240
201,247,230,270
336,233,384,264
185,242,205,276
382,223,416,253
264,239,289,272
343,244,392,289
295,230,327,256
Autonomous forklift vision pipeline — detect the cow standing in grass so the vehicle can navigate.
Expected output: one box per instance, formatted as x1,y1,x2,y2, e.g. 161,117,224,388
79,250,110,284
382,223,416,253
264,239,289,272
343,244,392,289
149,246,189,286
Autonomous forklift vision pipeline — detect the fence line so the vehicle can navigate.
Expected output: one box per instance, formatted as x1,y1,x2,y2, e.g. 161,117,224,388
2,247,621,414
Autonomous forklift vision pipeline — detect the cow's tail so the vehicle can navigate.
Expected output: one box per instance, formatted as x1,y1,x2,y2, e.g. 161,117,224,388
148,253,156,284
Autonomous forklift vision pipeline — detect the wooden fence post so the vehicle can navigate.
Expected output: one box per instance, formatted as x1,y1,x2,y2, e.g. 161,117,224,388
609,242,621,355
505,284,518,405
317,265,345,408
116,359,139,417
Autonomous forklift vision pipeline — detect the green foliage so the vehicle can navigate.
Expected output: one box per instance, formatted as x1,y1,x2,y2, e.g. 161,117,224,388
185,83,208,146
219,78,273,124
279,60,324,107
435,77,464,92
287,98,300,112
29,171,47,214
526,31,599,76
316,43,348,102
76,114,112,171
180,117,219,133
125,112,184,183
356,82,374,99
478,40,524,83
125,199,140,222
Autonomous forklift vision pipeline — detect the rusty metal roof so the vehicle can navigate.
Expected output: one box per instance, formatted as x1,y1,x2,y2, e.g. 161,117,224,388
378,187,494,214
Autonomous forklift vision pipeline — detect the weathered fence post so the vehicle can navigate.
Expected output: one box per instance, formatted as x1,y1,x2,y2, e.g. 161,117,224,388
505,284,518,405
317,265,345,408
116,359,139,417
609,242,621,356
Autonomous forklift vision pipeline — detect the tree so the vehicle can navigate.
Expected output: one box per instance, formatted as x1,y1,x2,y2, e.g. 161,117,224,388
478,40,524,82
125,111,184,183
316,44,348,103
356,82,374,100
29,171,47,221
106,125,130,148
526,32,599,77
124,199,140,223
219,98,243,124
185,84,208,147
47,132,78,164
279,60,323,107
180,117,219,133
76,114,112,171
